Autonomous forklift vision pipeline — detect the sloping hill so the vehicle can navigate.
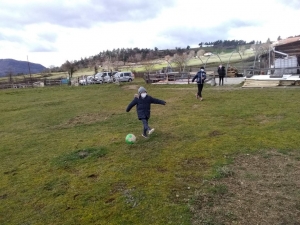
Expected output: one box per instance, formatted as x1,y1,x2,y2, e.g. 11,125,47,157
0,59,46,77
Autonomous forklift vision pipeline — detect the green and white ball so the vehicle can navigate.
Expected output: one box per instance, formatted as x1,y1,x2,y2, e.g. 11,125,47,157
125,133,136,144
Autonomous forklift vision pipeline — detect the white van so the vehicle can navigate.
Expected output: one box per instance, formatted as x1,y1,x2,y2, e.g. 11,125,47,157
95,72,113,83
113,71,134,82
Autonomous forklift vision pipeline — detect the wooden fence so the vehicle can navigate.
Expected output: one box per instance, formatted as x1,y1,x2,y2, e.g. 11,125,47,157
0,79,67,90
143,72,192,83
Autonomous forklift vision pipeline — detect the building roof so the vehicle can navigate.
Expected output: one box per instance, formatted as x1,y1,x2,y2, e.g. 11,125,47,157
272,36,300,46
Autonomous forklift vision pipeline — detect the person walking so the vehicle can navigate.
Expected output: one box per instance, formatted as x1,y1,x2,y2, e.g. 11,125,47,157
192,66,206,101
126,86,166,138
217,64,226,86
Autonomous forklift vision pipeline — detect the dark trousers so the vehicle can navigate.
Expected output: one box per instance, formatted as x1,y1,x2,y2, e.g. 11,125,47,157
219,76,224,85
141,118,151,135
197,83,204,97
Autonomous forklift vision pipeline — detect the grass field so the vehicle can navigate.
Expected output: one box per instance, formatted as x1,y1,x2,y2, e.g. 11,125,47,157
1,79,300,224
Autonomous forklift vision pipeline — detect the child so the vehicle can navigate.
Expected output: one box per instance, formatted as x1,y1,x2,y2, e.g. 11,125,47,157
126,86,166,138
192,66,206,101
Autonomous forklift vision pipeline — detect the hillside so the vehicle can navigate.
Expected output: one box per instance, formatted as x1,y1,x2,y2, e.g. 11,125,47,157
0,59,46,77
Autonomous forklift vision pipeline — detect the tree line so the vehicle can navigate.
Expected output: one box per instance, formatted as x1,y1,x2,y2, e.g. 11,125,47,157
199,39,255,47
58,39,257,73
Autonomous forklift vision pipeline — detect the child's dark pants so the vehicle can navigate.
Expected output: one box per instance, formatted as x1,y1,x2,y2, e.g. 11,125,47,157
197,83,204,97
141,118,151,136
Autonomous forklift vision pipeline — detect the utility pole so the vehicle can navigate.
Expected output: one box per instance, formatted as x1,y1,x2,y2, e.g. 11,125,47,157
27,55,32,83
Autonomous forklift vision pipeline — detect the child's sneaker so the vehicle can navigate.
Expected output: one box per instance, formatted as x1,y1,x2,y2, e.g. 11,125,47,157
142,134,148,138
148,128,155,135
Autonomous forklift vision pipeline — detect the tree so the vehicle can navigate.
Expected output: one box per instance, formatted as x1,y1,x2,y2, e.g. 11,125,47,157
102,58,112,72
171,52,191,72
143,52,156,74
197,49,205,58
238,45,246,55
112,61,123,71
62,60,77,85
134,53,142,64
164,55,172,72
48,65,55,73
88,59,101,75
277,36,282,41
6,70,14,84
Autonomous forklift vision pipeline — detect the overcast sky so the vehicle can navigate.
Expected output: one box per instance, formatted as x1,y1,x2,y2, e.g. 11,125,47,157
0,0,299,67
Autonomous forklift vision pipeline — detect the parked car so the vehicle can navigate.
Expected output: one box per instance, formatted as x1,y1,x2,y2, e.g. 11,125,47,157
113,71,134,82
95,72,113,83
79,76,96,85
94,73,104,84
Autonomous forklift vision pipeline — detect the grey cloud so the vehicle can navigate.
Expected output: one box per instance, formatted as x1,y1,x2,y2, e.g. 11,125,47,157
37,32,58,42
0,30,56,48
0,0,176,29
158,19,259,48
0,32,24,43
0,31,56,52
29,44,57,52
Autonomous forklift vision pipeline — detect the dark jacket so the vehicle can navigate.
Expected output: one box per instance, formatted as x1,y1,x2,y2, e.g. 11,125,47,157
126,95,166,119
192,70,206,84
218,66,226,76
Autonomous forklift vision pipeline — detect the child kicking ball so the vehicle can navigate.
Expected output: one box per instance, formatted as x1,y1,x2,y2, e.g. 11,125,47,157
126,86,166,138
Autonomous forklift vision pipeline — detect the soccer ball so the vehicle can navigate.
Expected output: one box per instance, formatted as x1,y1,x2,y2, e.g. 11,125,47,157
125,133,136,144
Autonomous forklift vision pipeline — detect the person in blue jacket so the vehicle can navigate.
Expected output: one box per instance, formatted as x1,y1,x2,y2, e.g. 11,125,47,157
192,66,206,101
126,86,166,138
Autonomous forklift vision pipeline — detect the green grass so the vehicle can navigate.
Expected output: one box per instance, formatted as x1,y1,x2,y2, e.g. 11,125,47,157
1,79,300,224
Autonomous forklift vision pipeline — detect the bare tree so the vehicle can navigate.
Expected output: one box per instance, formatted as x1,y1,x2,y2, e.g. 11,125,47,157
171,52,192,72
88,59,99,75
6,70,14,84
238,45,246,55
62,60,77,84
112,61,123,71
134,53,142,64
164,55,172,72
188,50,195,59
144,52,157,83
143,53,157,74
102,57,113,71
49,65,55,73
196,49,205,59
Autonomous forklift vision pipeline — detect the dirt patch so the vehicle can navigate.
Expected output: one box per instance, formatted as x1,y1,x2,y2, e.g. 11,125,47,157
56,113,112,128
209,130,223,137
191,150,300,224
255,114,285,124
122,84,139,90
